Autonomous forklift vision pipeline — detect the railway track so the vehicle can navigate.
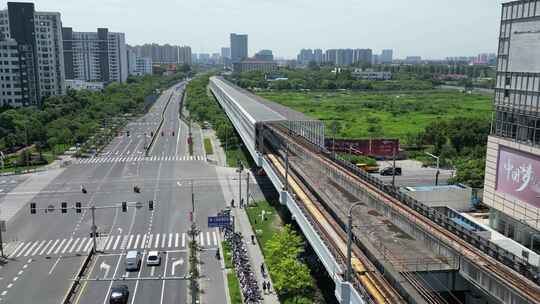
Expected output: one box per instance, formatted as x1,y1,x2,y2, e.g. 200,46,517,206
266,153,404,303
267,124,540,304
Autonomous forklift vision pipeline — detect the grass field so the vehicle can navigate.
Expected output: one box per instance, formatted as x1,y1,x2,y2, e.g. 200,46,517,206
245,200,280,257
204,138,213,155
257,90,492,141
227,272,242,304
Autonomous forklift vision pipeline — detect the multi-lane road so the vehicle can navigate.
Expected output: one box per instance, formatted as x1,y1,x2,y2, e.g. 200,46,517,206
0,82,227,304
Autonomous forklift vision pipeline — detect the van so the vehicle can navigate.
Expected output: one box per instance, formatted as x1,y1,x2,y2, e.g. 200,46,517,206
125,250,141,271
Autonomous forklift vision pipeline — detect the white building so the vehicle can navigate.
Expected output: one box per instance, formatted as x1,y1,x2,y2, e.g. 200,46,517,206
65,79,104,91
352,69,392,80
0,2,65,107
62,27,128,84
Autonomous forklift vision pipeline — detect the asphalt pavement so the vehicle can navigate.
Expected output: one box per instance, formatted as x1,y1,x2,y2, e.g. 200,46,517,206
0,81,228,304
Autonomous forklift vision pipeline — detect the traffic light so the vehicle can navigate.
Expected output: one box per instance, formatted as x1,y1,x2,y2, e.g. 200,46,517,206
148,200,154,211
161,131,164,136
172,131,175,136
75,202,82,213
126,131,130,137
150,132,153,137
30,202,36,214
133,185,140,193
122,201,127,212
90,232,100,238
61,202,67,214
189,211,193,222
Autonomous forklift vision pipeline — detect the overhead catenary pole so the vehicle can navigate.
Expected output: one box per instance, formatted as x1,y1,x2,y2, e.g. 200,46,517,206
347,201,364,283
246,172,250,207
91,206,97,253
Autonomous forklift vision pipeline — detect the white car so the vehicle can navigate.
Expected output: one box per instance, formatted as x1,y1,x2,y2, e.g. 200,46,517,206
146,251,161,266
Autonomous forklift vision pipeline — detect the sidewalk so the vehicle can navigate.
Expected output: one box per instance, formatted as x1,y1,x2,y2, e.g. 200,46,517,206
216,166,280,304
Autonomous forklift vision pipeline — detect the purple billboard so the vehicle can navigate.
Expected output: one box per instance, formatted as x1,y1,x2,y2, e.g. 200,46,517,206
496,146,540,208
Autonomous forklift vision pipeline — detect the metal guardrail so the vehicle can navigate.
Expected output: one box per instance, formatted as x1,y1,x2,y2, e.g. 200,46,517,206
61,250,94,304
146,90,176,156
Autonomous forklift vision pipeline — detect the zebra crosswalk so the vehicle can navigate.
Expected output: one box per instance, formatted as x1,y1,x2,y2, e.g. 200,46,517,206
74,155,205,164
4,230,219,258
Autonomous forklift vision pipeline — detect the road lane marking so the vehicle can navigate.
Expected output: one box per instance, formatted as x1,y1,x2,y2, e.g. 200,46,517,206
175,233,179,248
39,240,53,256
49,257,61,275
171,258,183,275
54,239,67,255
62,238,73,254
129,251,146,304
160,252,169,304
168,233,173,248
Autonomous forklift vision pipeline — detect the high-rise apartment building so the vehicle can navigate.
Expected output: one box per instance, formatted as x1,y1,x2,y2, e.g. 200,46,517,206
63,27,128,83
353,49,372,65
381,49,393,63
178,46,192,66
221,47,231,59
297,49,313,65
230,33,248,63
313,49,323,63
0,2,65,107
484,0,540,251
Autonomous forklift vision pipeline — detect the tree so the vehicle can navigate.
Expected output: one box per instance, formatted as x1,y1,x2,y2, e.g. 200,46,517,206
265,225,304,267
270,257,313,299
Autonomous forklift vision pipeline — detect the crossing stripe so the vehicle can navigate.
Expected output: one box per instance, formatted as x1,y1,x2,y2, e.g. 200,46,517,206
62,238,73,254
69,238,80,253
134,234,140,249
206,232,211,247
161,233,166,248
76,238,87,252
47,239,60,255
120,235,129,249
31,240,46,256
199,233,204,246
113,235,121,250
182,233,186,247
127,235,134,249
141,235,147,249
23,241,39,257
16,242,33,257
54,239,67,255
175,233,179,248
9,243,25,258
39,240,53,256
84,238,93,252
213,231,218,247
154,234,160,248
105,236,114,250
147,234,153,249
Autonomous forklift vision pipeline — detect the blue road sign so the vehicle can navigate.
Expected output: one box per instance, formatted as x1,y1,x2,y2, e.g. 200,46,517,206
208,215,231,228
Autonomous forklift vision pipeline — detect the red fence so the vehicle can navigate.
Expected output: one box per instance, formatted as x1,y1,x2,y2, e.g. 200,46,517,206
324,138,399,157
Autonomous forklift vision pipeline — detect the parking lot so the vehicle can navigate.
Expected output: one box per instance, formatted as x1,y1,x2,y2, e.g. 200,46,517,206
374,159,454,187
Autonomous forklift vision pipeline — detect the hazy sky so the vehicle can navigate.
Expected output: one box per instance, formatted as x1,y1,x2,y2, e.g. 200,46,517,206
8,0,505,59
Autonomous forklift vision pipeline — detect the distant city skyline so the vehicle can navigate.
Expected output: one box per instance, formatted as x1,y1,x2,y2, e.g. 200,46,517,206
11,0,502,59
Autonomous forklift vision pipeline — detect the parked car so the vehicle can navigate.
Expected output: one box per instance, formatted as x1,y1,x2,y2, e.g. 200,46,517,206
380,167,402,176
146,251,161,266
109,285,129,304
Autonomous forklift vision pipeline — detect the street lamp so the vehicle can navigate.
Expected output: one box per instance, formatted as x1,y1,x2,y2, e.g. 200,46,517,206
346,201,364,282
425,152,440,186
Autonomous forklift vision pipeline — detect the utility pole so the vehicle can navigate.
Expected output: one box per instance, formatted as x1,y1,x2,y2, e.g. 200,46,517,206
91,206,97,253
285,143,289,191
391,146,397,187
425,152,440,186
246,172,250,206
332,122,337,157
237,161,243,208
